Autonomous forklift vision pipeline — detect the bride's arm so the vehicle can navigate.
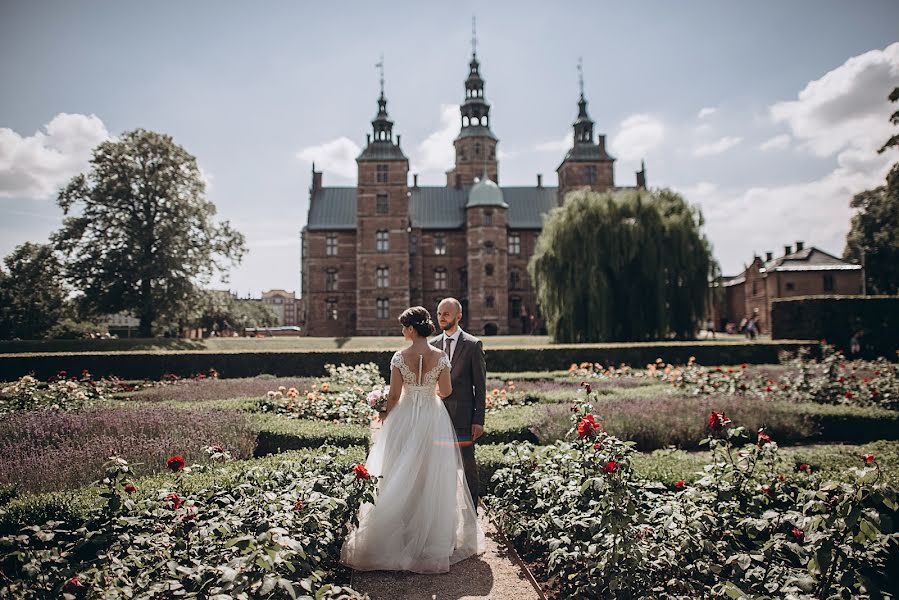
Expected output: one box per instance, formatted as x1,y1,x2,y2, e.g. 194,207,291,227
436,362,453,398
384,365,403,416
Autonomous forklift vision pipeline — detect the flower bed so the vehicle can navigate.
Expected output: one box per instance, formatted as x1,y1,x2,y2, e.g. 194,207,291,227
0,450,374,598
488,399,899,599
0,406,257,494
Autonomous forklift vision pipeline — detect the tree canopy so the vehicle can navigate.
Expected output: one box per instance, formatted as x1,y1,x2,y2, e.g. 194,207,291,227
844,86,899,295
53,129,246,336
0,243,71,340
528,188,716,342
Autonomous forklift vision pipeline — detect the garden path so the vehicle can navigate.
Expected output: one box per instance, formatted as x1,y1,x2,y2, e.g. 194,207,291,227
350,511,542,600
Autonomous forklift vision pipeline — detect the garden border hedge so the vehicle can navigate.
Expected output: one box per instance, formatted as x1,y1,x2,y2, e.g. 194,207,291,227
0,341,816,381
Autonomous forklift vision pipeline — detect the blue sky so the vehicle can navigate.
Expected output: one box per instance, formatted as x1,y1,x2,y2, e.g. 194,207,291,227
2,1,898,297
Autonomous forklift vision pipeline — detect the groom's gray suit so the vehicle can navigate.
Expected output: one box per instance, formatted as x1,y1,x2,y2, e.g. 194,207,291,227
431,329,486,506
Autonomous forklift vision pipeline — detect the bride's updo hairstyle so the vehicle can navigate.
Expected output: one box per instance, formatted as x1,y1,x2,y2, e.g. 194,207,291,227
399,306,436,337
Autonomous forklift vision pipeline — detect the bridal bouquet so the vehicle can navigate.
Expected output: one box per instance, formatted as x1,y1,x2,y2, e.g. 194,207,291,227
366,385,388,413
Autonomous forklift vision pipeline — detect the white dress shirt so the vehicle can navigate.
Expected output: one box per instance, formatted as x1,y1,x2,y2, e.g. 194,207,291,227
443,328,463,363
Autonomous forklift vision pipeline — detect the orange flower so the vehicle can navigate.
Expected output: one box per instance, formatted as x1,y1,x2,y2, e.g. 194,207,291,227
321,382,331,392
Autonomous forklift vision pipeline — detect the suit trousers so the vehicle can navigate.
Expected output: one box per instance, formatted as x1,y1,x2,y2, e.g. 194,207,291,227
455,427,479,508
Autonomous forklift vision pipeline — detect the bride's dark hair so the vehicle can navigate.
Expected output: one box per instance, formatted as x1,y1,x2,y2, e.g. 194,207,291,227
399,306,436,337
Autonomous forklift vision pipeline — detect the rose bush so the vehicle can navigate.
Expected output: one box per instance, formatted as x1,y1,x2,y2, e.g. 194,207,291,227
488,388,899,599
0,450,376,598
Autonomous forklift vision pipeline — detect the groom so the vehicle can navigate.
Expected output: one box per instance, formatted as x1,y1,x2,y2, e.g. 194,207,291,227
431,297,486,508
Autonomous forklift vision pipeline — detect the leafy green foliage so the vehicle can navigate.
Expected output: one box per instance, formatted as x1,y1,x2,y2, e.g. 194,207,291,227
529,188,716,342
53,129,246,337
0,243,71,340
0,451,373,598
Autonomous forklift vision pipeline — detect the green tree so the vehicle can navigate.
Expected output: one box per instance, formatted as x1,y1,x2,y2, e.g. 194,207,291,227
0,243,71,339
53,129,246,337
186,289,278,336
844,86,899,295
528,188,715,342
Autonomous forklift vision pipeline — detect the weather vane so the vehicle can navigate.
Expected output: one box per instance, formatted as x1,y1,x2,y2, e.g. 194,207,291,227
578,56,584,97
375,53,384,96
471,15,477,57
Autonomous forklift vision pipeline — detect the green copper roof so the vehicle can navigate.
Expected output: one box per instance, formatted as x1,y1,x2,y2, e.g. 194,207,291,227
466,176,508,208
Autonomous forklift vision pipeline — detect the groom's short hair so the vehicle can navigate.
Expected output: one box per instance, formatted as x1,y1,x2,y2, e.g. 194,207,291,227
438,297,462,313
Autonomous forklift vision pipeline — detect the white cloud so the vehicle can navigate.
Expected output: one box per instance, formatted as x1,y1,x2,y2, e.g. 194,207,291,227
611,114,666,161
296,136,361,180
697,107,717,119
533,132,573,152
412,104,458,174
0,113,110,200
693,136,743,157
769,42,899,157
759,134,791,151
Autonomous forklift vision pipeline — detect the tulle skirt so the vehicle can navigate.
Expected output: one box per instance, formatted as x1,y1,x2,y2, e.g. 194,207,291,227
340,386,486,573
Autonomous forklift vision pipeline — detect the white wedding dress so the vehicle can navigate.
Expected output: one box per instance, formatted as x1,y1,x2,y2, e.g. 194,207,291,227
340,351,486,573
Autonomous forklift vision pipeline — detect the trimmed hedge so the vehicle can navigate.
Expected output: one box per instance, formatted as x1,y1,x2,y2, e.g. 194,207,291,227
251,415,369,456
0,341,816,381
771,295,899,358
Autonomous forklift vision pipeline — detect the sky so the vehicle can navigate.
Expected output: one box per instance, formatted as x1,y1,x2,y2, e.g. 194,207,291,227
1,1,898,298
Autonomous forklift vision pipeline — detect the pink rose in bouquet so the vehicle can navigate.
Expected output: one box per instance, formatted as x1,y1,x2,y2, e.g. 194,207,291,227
367,386,388,412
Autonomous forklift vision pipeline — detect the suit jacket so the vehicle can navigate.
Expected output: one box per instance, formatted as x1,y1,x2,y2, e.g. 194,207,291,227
431,330,487,432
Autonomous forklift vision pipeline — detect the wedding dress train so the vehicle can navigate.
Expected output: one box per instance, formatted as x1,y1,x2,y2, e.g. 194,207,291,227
340,351,486,573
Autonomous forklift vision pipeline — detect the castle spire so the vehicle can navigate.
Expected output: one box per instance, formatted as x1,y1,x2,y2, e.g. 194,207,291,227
358,53,407,161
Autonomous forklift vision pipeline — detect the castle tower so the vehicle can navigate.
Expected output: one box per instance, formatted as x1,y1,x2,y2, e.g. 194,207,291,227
556,59,615,204
465,172,508,335
355,59,410,335
447,18,499,187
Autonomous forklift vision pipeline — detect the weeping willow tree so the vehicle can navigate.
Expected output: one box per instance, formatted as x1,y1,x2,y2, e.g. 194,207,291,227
529,188,716,342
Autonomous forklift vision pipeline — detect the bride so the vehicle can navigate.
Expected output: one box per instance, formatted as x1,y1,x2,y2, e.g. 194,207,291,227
340,306,486,573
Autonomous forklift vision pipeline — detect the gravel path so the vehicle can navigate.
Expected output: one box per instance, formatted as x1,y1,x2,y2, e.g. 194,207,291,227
350,511,542,600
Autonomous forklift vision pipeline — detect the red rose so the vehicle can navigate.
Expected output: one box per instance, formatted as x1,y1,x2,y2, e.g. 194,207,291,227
124,484,136,493
707,411,729,432
166,455,185,472
353,464,370,480
163,493,182,510
580,381,593,394
741,363,748,369
64,577,81,592
863,454,875,465
844,391,853,399
603,461,618,474
872,389,880,396
593,443,601,450
727,368,734,373
762,486,770,495
766,386,773,392
791,527,804,542
577,414,599,438
715,367,722,373
838,376,845,383
777,475,785,481
292,499,303,511
757,431,772,447
799,463,809,472
739,383,747,391
675,480,685,489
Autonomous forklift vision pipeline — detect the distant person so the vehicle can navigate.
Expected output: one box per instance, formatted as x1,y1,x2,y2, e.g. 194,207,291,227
738,317,748,335
850,329,864,356
705,318,716,339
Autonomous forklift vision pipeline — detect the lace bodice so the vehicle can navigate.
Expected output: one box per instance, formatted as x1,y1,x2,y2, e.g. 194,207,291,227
391,351,451,388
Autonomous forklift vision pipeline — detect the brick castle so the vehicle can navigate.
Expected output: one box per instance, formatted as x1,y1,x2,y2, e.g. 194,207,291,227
300,49,646,336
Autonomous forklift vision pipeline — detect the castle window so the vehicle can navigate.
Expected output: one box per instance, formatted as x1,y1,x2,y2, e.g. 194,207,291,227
485,263,494,277
484,240,495,254
484,211,493,226
376,229,389,252
785,282,795,291
326,299,338,321
489,145,494,159
585,165,597,185
434,268,447,290
510,269,521,290
510,296,521,316
376,193,389,215
376,164,389,183
376,298,389,320
434,233,446,255
410,234,418,256
326,269,338,292
459,267,468,289
508,233,521,255
326,234,338,256
486,295,495,309
823,274,834,292
376,266,389,288
475,142,481,156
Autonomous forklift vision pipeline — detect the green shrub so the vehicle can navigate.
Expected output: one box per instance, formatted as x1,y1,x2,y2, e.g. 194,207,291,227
481,405,539,445
771,295,899,358
251,415,369,456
